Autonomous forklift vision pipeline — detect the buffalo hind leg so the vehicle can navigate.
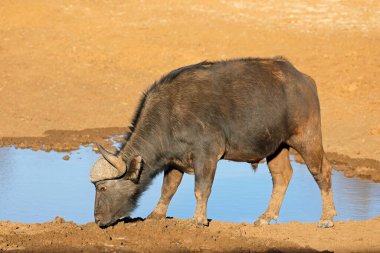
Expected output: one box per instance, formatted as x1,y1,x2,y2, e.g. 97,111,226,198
147,168,184,220
291,141,337,228
255,147,293,225
193,158,218,226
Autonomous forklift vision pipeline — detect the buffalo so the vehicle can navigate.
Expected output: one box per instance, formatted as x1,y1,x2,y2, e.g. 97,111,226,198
90,57,336,228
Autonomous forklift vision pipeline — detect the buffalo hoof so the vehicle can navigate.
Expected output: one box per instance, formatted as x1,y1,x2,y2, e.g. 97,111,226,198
318,220,334,228
254,218,270,226
192,217,209,227
254,214,277,226
146,212,166,220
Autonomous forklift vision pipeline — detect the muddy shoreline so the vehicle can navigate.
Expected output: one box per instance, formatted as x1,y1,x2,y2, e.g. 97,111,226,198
0,127,125,152
1,216,379,253
1,127,379,183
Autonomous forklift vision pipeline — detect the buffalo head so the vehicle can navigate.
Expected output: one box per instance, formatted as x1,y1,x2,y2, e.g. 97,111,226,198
90,144,143,227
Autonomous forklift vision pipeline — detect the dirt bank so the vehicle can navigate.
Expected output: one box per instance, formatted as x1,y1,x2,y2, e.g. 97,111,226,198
1,0,379,159
0,0,379,180
1,216,379,252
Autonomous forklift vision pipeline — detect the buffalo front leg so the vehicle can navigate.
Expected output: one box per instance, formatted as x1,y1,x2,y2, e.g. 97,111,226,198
193,158,218,226
147,168,184,220
255,147,293,225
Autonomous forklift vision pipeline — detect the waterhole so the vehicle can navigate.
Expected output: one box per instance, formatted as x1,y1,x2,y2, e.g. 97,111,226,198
0,145,379,224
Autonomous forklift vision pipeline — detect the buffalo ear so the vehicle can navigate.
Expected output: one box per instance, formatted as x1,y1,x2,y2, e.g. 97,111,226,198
125,156,143,183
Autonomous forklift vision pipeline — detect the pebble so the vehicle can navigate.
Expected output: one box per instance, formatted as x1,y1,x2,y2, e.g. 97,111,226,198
52,216,65,224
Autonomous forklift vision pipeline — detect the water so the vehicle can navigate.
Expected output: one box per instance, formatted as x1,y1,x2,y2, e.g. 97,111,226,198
0,146,379,224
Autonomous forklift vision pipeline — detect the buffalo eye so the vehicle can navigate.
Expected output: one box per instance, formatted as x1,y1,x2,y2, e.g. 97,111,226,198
98,186,107,192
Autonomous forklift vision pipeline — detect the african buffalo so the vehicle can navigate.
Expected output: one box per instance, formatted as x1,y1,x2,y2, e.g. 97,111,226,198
90,57,336,228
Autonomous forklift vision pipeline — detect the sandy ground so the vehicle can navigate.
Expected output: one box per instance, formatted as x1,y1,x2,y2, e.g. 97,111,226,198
1,216,380,253
1,0,380,252
1,0,380,181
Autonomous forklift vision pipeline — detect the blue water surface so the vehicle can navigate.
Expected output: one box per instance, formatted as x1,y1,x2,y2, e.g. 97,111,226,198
0,146,379,224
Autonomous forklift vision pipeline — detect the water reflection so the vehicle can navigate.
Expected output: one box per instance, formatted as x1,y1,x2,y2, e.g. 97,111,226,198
0,149,14,215
0,146,379,224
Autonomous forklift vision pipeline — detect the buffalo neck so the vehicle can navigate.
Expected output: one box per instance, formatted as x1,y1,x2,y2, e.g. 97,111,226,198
120,129,168,178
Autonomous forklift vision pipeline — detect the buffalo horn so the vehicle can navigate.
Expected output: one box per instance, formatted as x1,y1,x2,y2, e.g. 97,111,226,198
96,143,127,175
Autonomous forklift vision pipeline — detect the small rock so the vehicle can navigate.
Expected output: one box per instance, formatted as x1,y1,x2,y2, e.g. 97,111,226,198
63,155,70,160
52,216,65,224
